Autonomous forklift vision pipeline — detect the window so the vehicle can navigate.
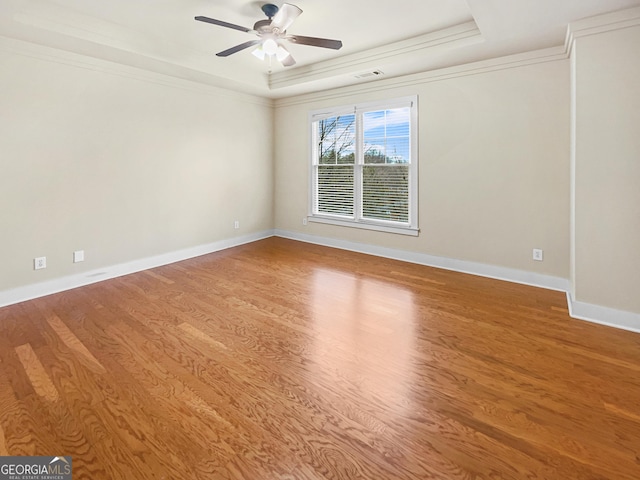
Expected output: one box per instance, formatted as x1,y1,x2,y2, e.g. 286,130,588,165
309,96,418,236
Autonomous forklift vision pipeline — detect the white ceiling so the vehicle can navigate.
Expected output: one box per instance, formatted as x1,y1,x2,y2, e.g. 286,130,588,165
2,0,640,98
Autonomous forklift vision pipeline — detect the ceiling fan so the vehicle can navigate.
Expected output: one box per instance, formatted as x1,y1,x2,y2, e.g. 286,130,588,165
195,3,343,67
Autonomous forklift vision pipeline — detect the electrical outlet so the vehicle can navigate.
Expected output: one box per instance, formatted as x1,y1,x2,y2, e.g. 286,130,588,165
73,250,85,263
533,248,543,261
302,217,308,226
34,256,46,270
234,220,240,229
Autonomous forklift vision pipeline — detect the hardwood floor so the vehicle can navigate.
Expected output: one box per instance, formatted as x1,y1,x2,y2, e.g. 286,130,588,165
1,237,639,479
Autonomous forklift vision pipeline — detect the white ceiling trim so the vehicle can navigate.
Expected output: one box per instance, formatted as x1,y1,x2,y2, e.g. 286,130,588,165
565,5,640,53
269,21,482,90
275,45,568,108
3,1,639,98
0,35,274,107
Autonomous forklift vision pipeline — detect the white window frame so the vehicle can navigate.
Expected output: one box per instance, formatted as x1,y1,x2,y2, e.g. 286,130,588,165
308,96,419,236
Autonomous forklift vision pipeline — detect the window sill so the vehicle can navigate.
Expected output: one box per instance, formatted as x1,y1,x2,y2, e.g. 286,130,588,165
308,215,419,236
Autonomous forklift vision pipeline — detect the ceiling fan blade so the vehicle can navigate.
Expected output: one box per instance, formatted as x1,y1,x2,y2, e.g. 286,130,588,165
271,3,303,32
195,16,251,33
288,35,342,50
216,40,261,57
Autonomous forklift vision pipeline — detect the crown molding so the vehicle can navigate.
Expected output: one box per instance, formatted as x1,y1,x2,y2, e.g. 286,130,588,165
269,20,483,90
275,45,567,108
0,35,273,107
565,6,640,55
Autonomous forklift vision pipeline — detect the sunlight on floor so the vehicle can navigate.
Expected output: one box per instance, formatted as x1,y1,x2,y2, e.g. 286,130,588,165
309,268,417,414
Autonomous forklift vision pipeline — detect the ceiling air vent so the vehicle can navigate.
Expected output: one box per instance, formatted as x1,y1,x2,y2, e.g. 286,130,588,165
354,70,384,79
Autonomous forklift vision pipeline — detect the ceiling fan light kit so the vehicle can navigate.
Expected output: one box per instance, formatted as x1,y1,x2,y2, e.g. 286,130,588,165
195,3,343,69
262,38,279,55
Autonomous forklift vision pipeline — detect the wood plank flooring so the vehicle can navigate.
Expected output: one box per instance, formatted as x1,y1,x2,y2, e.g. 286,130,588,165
0,237,639,479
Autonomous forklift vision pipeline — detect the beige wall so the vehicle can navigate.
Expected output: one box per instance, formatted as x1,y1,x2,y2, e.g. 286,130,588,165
274,59,570,278
2,19,637,323
572,25,640,313
0,41,274,291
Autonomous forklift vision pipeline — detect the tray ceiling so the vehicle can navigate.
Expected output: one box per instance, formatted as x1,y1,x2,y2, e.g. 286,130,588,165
1,0,639,98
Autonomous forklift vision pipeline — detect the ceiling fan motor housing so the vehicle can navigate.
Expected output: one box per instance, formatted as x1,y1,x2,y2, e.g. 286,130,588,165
261,4,279,19
253,19,273,34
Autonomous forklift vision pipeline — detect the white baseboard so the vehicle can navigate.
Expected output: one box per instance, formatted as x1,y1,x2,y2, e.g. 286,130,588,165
274,230,640,335
0,230,275,308
4,228,639,337
274,229,570,292
566,292,640,334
